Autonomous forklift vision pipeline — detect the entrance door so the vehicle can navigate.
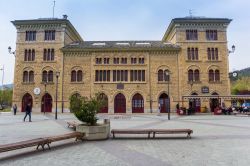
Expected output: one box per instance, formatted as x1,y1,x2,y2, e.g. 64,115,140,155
22,93,33,112
99,93,108,113
41,93,52,112
114,93,126,113
210,92,220,112
159,93,170,113
189,93,201,112
132,93,144,113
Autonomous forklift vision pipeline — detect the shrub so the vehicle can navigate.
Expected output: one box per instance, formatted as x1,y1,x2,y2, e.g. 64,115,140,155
70,93,105,125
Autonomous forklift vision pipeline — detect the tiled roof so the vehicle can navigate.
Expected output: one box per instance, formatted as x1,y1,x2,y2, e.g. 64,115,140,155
63,41,180,50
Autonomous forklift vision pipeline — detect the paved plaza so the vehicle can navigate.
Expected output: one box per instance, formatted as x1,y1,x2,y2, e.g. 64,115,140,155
0,112,250,166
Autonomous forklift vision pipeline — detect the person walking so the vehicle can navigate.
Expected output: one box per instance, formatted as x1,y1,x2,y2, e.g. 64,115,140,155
13,104,17,115
23,103,32,122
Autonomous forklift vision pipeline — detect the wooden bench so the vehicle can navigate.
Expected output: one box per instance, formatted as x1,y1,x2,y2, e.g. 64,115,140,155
45,132,85,149
111,129,193,139
111,129,151,138
0,138,50,153
151,129,193,138
0,132,85,153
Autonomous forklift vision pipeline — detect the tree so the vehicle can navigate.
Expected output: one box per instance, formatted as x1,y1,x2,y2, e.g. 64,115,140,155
231,77,250,95
0,88,13,107
70,93,105,125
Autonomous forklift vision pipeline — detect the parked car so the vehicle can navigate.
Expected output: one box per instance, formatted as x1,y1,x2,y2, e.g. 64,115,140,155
242,102,250,112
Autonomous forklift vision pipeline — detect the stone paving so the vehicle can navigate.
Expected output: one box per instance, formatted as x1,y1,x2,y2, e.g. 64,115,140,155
0,112,250,166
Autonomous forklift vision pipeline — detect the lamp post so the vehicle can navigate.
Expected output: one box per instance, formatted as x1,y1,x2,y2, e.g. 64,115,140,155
44,81,47,115
165,70,170,120
8,46,16,56
228,45,235,54
55,71,60,120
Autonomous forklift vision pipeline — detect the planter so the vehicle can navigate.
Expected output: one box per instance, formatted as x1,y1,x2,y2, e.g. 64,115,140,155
76,119,110,140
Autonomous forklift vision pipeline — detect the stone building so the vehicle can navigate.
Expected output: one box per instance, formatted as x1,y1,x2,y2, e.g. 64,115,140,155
11,16,232,113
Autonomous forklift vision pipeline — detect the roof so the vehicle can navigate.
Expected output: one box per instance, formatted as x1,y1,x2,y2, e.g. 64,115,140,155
162,16,232,41
11,18,83,41
62,41,180,52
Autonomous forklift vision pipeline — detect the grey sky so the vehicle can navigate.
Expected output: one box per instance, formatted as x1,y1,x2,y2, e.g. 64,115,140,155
0,0,249,84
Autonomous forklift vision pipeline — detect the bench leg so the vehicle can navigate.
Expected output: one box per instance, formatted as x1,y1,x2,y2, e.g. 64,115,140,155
153,132,155,138
187,133,191,139
36,144,41,150
148,132,150,138
112,133,115,139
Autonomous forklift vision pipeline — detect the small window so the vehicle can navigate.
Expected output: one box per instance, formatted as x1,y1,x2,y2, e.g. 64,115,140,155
25,31,36,41
206,30,218,40
186,30,198,40
45,30,56,40
24,49,35,61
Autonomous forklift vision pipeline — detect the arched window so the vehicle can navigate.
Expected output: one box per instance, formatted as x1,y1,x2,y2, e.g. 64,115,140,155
23,71,28,82
188,69,193,81
48,70,53,82
187,48,191,60
215,48,218,60
215,70,220,81
31,49,35,61
28,49,31,61
158,70,163,81
207,48,211,60
24,50,28,61
209,70,214,82
164,70,170,81
42,71,47,82
77,70,83,82
71,70,76,82
194,69,200,81
29,71,34,82
43,49,47,61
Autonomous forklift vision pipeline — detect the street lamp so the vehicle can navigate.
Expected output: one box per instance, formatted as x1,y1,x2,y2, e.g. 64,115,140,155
228,45,235,54
8,46,16,56
55,71,60,120
43,81,47,115
165,70,170,120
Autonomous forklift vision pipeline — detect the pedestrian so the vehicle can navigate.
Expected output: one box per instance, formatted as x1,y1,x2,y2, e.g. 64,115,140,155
13,104,17,115
23,103,32,122
158,103,161,116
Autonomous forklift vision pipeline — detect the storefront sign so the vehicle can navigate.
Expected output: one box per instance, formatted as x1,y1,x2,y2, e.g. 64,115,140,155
117,83,124,89
201,86,209,94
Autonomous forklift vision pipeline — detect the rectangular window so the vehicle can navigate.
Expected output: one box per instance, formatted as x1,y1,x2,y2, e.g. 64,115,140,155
107,70,110,81
142,70,145,81
139,58,144,64
187,47,199,60
95,70,99,81
104,58,109,64
130,70,133,81
45,30,56,40
113,70,116,81
25,31,36,41
186,30,198,40
206,30,218,40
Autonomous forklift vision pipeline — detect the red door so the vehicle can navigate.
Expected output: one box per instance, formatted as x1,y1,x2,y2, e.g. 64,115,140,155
159,93,169,113
99,93,108,113
114,93,126,113
41,93,52,112
132,93,144,113
22,93,33,112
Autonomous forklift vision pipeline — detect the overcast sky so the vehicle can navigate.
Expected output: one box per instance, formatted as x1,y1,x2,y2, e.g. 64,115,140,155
0,0,249,84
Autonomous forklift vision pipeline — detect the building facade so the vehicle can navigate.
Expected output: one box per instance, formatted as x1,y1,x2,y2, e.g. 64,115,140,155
11,16,232,113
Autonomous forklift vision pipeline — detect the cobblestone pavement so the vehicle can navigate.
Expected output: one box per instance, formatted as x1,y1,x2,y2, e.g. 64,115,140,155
0,112,250,166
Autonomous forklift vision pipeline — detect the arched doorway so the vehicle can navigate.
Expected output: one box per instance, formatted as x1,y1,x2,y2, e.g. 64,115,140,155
41,93,53,112
210,92,220,112
98,93,108,113
114,93,126,113
132,93,144,113
189,93,201,113
159,93,170,113
22,93,33,112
